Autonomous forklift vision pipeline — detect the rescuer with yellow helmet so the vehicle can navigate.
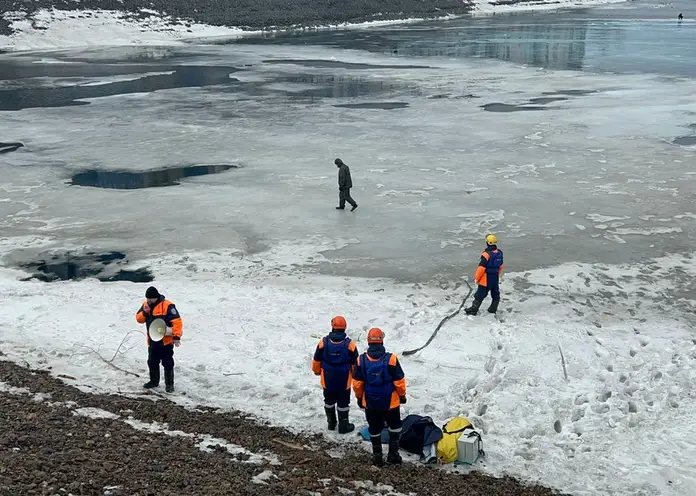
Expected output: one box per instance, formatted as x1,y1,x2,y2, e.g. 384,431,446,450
465,234,504,315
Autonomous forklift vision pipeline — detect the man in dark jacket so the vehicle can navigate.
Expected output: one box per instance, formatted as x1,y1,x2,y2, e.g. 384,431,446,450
353,328,407,466
335,158,358,211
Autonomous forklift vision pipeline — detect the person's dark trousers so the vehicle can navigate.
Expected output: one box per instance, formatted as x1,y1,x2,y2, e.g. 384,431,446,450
468,283,501,314
365,407,402,465
144,343,174,390
323,389,351,431
338,189,357,209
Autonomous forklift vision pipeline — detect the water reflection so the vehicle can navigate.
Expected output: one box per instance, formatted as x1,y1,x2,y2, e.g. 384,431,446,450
390,23,588,70
238,20,591,71
279,74,420,99
0,65,238,110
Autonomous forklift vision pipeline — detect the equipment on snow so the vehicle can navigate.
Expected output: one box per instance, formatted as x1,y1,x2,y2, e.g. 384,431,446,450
399,414,443,459
403,280,473,356
436,417,475,463
456,430,485,465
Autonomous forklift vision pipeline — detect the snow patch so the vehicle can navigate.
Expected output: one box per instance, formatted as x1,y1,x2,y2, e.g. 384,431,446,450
122,418,278,464
73,407,120,420
0,9,256,51
0,381,31,395
473,0,626,15
251,470,278,485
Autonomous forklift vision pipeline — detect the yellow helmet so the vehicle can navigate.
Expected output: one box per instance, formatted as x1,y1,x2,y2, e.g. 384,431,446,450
485,234,497,246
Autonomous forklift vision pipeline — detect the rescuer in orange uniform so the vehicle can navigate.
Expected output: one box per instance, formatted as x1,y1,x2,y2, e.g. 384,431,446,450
353,328,407,466
465,234,504,315
312,315,359,433
136,286,183,393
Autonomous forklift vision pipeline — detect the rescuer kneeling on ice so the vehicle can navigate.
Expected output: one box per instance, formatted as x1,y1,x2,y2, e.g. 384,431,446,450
465,234,504,315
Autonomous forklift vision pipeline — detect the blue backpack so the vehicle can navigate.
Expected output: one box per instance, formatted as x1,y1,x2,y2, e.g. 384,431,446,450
361,353,395,410
322,337,351,390
486,249,503,275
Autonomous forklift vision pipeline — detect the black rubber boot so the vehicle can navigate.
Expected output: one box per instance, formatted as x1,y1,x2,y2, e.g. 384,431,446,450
143,367,159,389
386,431,402,465
371,436,384,467
324,406,337,431
488,298,500,314
465,298,483,315
164,368,174,393
337,409,355,434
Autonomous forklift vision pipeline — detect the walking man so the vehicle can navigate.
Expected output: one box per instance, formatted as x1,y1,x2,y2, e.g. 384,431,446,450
136,286,183,392
335,158,358,211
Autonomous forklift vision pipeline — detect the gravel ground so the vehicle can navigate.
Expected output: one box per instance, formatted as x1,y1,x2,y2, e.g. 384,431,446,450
0,359,568,496
0,0,476,36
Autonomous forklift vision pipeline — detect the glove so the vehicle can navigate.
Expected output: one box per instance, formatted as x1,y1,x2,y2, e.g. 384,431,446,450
400,396,407,404
357,397,364,409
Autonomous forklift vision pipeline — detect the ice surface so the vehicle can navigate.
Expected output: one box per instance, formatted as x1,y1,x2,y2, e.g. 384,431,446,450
1,38,696,280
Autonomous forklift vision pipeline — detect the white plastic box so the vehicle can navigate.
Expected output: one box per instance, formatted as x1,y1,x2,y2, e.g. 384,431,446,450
456,432,482,465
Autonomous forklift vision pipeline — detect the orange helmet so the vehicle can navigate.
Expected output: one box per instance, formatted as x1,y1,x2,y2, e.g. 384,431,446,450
367,327,385,344
331,315,347,330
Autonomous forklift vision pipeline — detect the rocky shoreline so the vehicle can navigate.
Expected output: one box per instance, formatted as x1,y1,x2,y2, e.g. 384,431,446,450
0,359,566,496
0,0,479,37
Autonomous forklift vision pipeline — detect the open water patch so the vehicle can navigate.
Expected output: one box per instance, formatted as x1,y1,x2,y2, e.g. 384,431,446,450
0,65,239,110
673,136,696,146
0,142,24,154
481,89,604,112
70,164,239,189
16,251,154,283
542,89,599,97
333,102,409,110
528,97,569,104
262,59,431,69
481,103,547,112
253,74,421,100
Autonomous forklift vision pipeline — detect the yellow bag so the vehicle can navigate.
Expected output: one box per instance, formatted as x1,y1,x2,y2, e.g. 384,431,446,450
436,417,473,463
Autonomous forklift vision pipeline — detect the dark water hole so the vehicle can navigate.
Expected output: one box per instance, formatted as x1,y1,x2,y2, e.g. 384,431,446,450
70,164,239,189
18,251,154,283
333,102,409,110
0,142,24,154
